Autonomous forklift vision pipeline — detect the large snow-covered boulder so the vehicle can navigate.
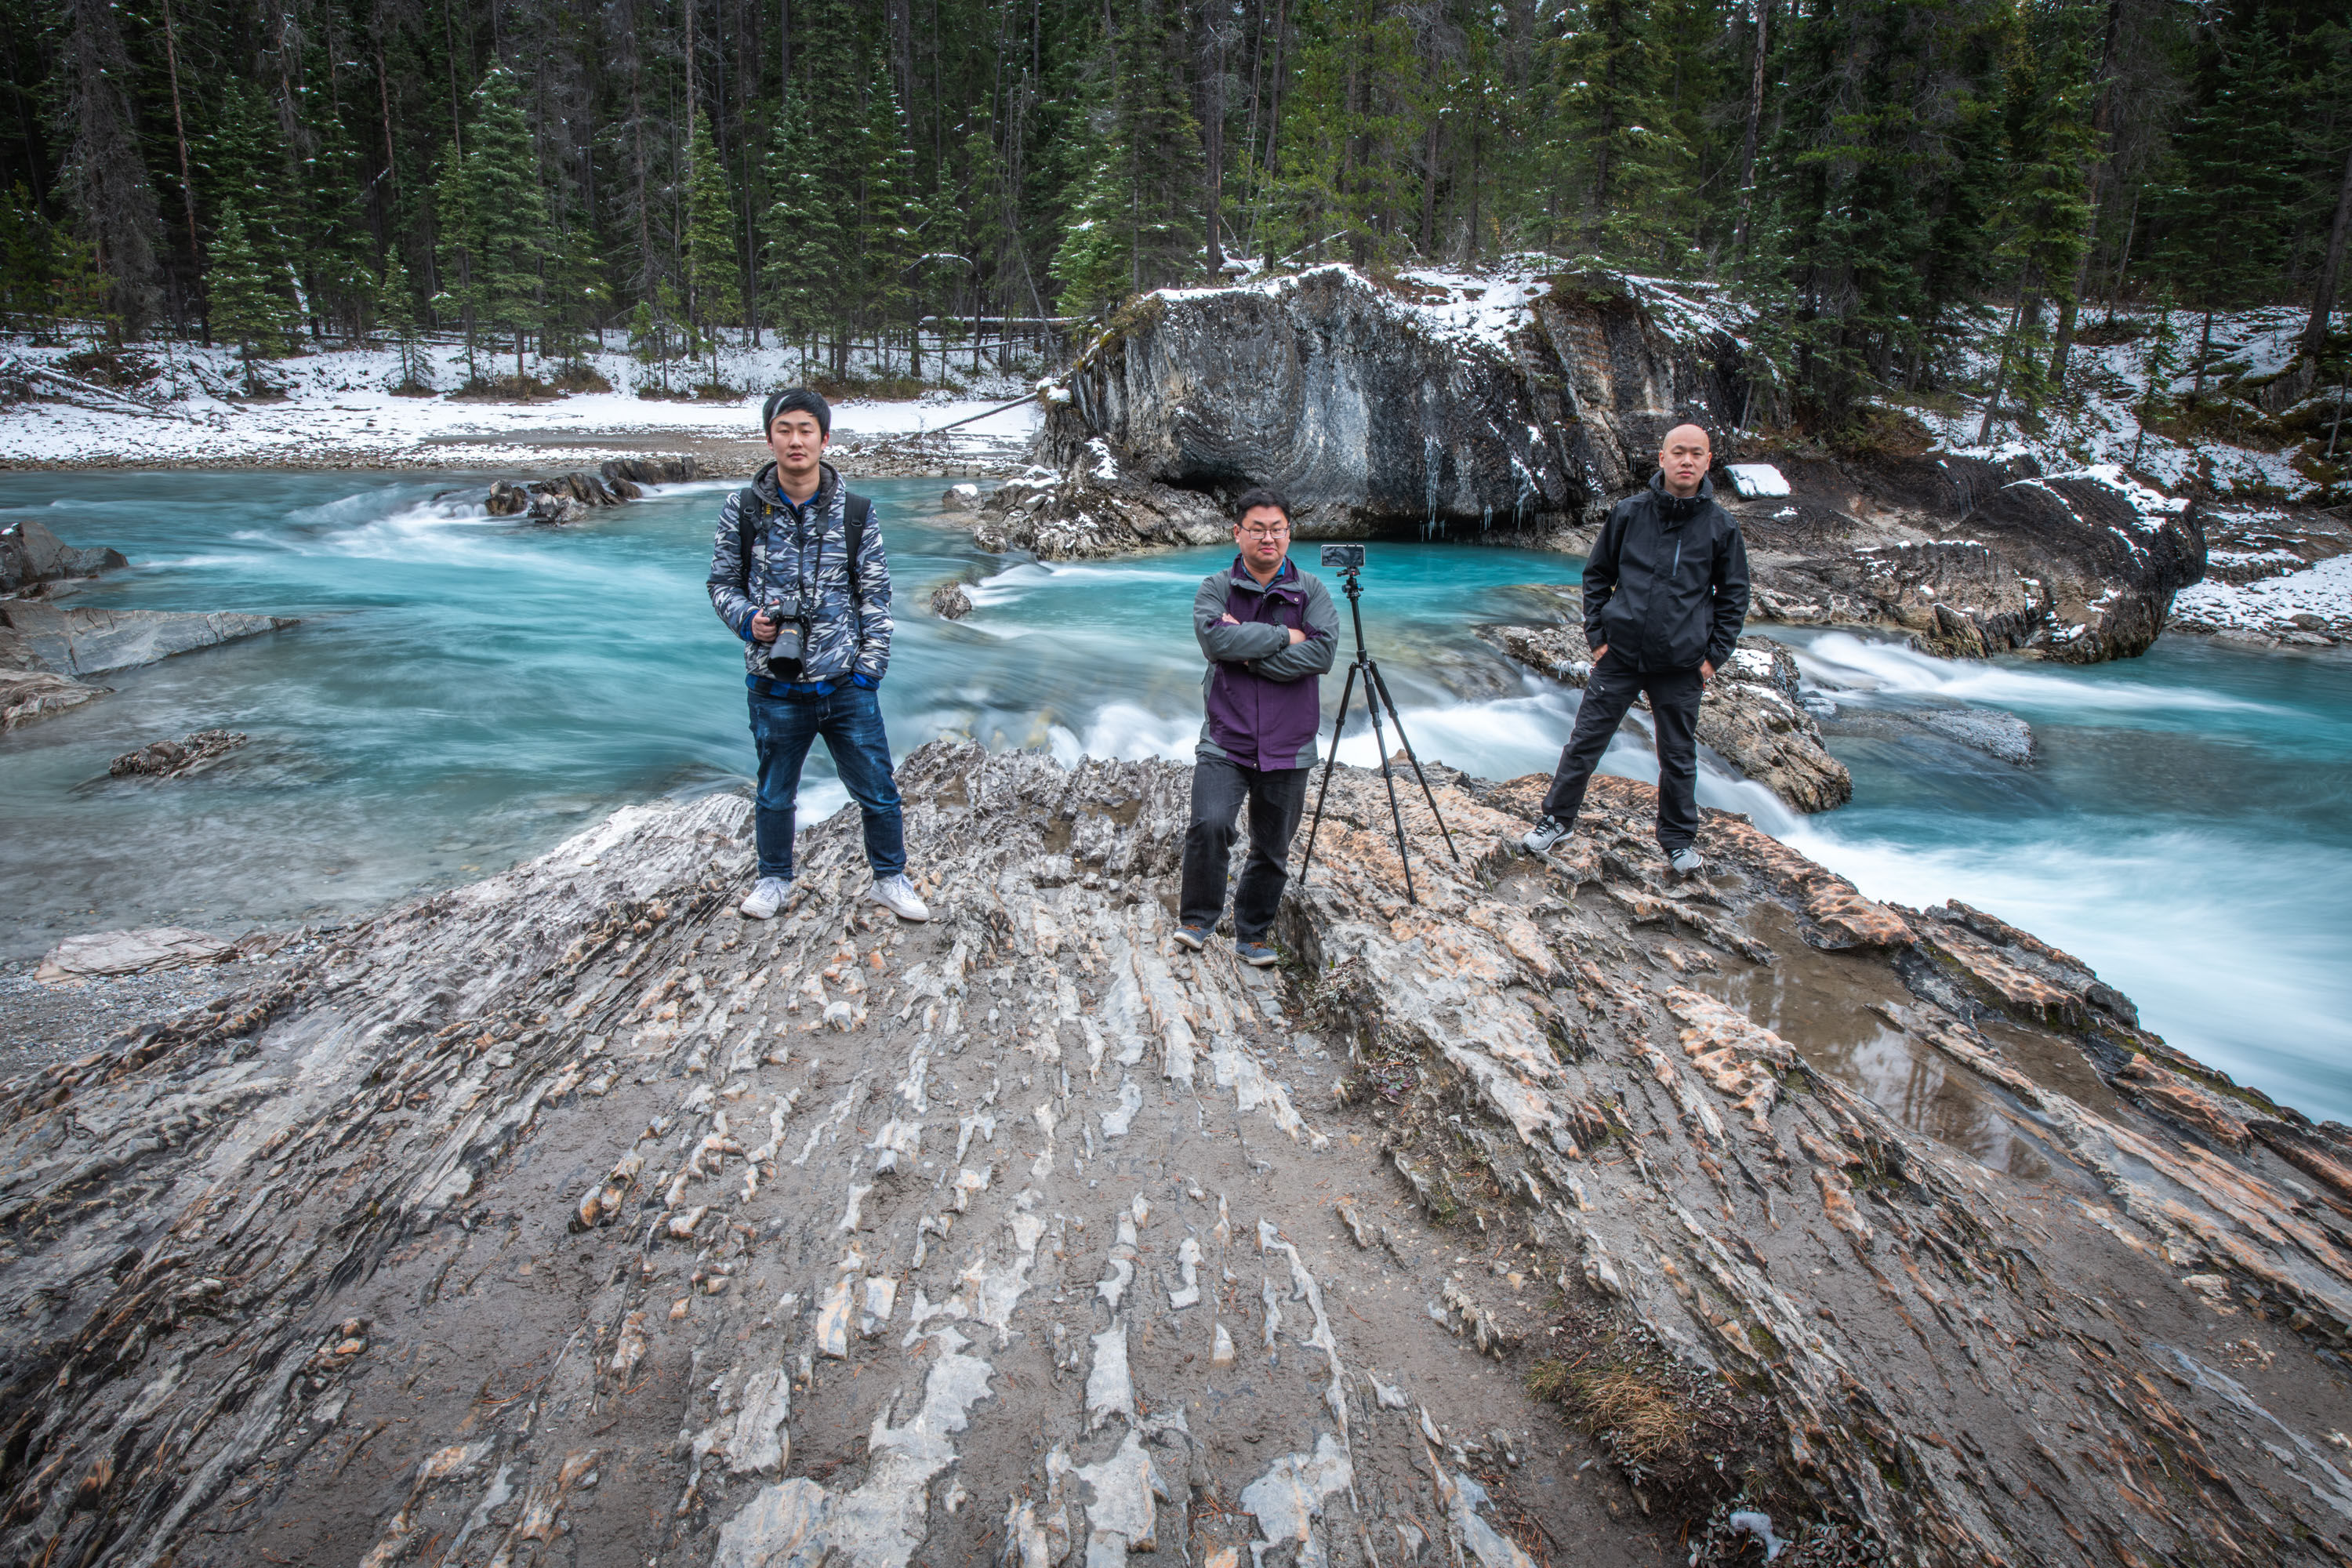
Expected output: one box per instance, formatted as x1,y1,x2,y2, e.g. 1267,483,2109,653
982,264,1744,554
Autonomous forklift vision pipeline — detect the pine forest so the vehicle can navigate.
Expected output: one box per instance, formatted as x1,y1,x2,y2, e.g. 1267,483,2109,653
2,0,2348,429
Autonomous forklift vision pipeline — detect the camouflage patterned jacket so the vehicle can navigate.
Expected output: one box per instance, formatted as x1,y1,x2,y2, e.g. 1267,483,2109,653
706,460,893,685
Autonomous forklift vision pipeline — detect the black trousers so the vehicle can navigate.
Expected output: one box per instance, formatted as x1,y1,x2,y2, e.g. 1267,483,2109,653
1539,652,1704,851
1180,756,1310,940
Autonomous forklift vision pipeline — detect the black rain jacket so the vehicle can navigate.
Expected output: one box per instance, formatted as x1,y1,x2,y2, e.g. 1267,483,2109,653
1581,471,1751,673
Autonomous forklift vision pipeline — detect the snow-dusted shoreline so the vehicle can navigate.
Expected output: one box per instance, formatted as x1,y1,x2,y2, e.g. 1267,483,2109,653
2170,552,2352,646
0,337,1044,471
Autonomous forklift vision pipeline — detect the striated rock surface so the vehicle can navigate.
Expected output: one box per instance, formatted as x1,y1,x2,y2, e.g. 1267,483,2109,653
33,926,235,981
1483,612,1852,812
988,265,1744,557
0,667,108,731
0,601,299,678
1737,457,2206,664
2,745,2349,1568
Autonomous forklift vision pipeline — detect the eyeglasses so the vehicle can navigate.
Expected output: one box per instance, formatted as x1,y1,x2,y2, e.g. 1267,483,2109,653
1240,524,1290,538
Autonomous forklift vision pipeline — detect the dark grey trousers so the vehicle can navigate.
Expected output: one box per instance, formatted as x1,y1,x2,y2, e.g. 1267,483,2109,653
1539,652,1705,851
1180,756,1310,940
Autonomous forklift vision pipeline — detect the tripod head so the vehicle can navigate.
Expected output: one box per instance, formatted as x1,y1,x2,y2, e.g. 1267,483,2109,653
1318,543,1367,605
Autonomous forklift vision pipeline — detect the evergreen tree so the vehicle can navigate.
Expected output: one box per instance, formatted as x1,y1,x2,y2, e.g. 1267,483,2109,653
762,92,848,376
684,111,742,384
376,249,431,391
2153,18,2296,405
852,53,922,373
436,71,554,386
207,201,299,394
0,183,54,333
1052,0,1203,310
201,83,299,291
2129,289,2180,466
1548,0,1694,264
1255,0,1410,270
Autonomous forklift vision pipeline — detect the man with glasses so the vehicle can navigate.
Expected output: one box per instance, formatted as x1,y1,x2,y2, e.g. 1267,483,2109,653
1177,488,1338,965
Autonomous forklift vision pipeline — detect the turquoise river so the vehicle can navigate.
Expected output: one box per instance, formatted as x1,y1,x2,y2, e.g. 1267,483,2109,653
3,472,2347,1123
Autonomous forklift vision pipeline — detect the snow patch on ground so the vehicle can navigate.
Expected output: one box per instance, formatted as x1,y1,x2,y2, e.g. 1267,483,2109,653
2171,554,2352,644
0,336,1042,469
1726,462,1790,498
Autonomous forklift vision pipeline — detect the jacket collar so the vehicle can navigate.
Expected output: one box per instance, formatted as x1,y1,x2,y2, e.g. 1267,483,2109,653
1647,467,1715,524
756,459,839,514
1228,554,1301,594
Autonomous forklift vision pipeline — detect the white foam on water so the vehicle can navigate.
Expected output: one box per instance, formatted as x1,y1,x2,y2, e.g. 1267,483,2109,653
1793,631,2275,717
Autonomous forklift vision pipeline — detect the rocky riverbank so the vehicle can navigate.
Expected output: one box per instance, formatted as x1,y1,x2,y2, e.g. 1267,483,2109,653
4,742,2347,1567
977,264,2227,668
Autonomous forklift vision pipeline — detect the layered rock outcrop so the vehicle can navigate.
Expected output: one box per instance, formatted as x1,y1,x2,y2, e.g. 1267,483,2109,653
1733,456,2206,663
978,266,1744,555
1482,608,1853,811
469,455,706,525
4,742,2347,1568
2,601,298,731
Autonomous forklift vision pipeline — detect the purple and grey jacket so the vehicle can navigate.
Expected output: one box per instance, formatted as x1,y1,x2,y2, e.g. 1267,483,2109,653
1192,555,1338,771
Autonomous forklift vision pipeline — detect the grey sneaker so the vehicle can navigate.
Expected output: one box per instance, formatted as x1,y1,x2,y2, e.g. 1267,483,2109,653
1236,938,1279,968
739,875,789,919
869,873,931,922
1172,924,1209,952
1668,847,1705,877
1520,815,1570,855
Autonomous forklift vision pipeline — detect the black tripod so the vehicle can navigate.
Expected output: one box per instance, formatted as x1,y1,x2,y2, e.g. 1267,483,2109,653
1296,565,1458,903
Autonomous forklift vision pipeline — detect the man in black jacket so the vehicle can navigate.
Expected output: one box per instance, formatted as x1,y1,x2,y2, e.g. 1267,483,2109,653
1521,423,1751,875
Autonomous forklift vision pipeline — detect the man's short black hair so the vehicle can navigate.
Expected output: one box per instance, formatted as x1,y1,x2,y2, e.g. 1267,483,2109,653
762,387,831,437
1232,486,1291,524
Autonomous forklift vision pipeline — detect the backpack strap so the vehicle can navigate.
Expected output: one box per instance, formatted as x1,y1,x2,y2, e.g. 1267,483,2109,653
736,485,871,595
843,492,870,598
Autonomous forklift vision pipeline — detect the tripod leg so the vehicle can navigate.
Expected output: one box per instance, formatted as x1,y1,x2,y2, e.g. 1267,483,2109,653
1368,659,1462,864
1358,660,1417,906
1295,660,1360,890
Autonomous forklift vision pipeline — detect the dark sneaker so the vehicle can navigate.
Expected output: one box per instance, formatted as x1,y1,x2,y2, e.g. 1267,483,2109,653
1520,815,1570,855
1236,938,1279,968
1173,924,1209,952
1668,847,1705,877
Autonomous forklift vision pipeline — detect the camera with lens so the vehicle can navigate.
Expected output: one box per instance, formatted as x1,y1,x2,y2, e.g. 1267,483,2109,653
1319,543,1366,572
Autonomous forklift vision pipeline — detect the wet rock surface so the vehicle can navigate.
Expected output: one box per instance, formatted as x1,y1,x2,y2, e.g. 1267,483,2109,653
1482,612,1853,812
0,601,299,678
107,728,250,779
0,517,126,593
2,745,2349,1567
1736,456,2207,664
928,581,974,620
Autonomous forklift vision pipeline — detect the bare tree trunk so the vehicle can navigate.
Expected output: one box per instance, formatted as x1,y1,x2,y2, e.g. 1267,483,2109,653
2302,140,2352,363
159,0,200,267
1203,0,1225,274
1735,0,1769,255
2049,0,2123,387
57,0,162,338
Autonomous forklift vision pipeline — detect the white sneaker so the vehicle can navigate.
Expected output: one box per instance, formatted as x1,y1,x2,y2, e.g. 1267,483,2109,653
739,876,789,919
1520,815,1570,855
1668,848,1705,877
869,873,931,922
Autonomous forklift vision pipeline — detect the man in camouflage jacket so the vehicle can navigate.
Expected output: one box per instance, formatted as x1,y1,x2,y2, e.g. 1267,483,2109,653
707,387,929,923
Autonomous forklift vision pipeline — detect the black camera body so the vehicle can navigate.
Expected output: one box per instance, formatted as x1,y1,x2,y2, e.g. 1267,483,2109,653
1319,543,1367,572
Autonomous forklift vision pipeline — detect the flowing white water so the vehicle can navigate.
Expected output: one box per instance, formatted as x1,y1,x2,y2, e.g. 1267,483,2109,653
2,472,2346,1120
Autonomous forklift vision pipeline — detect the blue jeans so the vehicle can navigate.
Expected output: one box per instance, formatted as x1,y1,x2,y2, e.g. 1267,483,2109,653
748,684,906,882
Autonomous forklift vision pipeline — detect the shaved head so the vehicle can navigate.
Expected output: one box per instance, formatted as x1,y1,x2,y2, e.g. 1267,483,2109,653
1657,423,1712,499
